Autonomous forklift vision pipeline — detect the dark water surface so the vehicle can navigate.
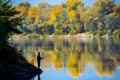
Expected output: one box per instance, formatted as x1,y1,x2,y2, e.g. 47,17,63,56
12,37,120,80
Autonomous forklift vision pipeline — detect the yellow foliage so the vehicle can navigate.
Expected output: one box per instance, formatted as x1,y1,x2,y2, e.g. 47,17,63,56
68,10,76,22
98,22,102,32
66,0,82,22
50,5,63,23
27,6,39,23
66,0,81,11
114,4,120,14
15,6,27,13
97,38,103,52
51,5,62,15
15,6,28,17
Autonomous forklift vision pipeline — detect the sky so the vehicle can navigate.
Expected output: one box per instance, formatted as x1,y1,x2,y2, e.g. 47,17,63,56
15,0,120,6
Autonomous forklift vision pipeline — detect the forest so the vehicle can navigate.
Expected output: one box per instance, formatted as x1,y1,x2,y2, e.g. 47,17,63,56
15,0,120,36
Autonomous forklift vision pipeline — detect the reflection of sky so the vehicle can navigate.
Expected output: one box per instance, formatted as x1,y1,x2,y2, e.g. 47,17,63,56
34,65,120,80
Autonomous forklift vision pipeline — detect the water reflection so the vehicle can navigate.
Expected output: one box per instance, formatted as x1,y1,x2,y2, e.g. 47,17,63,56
14,37,120,79
38,74,40,80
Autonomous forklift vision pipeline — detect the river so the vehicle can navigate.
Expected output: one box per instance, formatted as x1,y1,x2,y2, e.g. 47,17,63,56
12,36,120,80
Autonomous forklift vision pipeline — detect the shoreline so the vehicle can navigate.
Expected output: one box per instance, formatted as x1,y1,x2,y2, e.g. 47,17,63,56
11,33,116,41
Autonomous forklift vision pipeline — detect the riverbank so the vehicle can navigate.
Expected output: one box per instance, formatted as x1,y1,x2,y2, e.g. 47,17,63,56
11,33,93,40
0,44,42,78
12,32,117,40
11,33,116,42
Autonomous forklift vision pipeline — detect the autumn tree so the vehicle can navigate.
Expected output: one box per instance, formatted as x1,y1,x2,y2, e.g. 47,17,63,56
50,5,64,34
92,0,115,35
66,0,85,34
38,2,53,34
27,6,39,23
38,2,51,23
81,7,98,34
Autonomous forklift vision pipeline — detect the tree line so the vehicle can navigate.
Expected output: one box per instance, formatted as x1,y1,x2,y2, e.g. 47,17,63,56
15,0,120,36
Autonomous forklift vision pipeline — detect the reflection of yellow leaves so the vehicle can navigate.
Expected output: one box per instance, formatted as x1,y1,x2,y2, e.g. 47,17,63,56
67,53,81,77
70,68,79,77
47,50,54,55
95,62,114,77
62,46,69,53
51,54,56,61
97,38,103,52
51,54,63,69
107,71,114,77
113,37,120,45
68,53,76,64
116,62,120,67
78,68,83,76
54,60,63,69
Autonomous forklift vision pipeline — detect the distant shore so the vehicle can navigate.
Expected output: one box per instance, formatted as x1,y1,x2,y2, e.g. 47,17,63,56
11,33,115,41
11,33,94,40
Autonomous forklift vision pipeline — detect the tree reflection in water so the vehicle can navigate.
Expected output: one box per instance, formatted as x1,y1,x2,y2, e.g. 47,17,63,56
14,37,120,77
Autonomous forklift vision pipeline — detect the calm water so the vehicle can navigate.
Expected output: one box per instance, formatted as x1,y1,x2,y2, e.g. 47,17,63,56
13,36,120,80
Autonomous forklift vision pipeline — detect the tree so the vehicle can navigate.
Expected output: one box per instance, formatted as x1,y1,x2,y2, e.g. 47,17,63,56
27,6,39,23
18,2,31,8
38,2,51,23
0,0,22,46
93,0,114,17
50,5,64,34
114,4,120,15
93,0,115,34
66,0,85,34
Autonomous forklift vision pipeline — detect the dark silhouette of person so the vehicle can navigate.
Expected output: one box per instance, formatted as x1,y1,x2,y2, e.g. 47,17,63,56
37,52,43,69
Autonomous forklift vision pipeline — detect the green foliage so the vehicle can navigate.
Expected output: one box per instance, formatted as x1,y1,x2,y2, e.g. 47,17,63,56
0,0,22,45
91,30,98,36
18,2,31,8
0,0,25,67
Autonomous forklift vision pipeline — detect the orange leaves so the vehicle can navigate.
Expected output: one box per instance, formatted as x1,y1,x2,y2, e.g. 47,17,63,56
50,5,63,26
15,6,28,18
51,5,62,15
27,6,39,23
50,5,63,21
68,10,76,22
15,6,27,13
